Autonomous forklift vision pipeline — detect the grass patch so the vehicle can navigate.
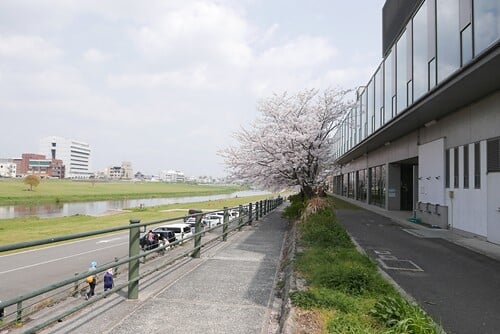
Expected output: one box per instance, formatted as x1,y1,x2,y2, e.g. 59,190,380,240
290,196,440,333
0,179,242,205
0,194,275,246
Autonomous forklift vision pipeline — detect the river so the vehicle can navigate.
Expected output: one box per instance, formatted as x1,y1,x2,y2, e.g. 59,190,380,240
0,190,270,220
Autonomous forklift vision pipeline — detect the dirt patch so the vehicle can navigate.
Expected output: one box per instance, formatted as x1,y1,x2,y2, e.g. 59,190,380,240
293,308,325,334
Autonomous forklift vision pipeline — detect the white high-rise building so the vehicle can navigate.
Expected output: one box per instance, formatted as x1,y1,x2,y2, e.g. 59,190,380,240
39,136,92,179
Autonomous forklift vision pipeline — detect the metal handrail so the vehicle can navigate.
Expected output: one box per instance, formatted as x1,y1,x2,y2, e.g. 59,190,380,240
0,197,283,332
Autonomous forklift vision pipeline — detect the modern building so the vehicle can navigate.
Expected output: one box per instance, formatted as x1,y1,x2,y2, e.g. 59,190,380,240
39,136,92,179
329,1,500,243
13,153,65,178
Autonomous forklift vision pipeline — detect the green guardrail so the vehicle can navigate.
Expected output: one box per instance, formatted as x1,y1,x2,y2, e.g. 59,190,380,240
0,196,284,333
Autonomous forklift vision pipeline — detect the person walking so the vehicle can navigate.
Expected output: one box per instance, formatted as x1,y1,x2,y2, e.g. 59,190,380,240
103,268,114,293
85,261,98,300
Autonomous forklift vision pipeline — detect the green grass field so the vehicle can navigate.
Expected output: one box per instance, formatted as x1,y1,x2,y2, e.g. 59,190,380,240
0,194,276,247
0,178,241,205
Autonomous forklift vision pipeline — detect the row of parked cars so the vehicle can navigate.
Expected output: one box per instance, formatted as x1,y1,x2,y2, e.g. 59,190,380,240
139,208,242,251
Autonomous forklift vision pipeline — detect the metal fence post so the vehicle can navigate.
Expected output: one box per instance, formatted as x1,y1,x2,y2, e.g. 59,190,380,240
72,273,79,297
260,200,263,217
192,215,202,258
255,201,259,221
114,257,119,277
238,205,243,231
128,218,140,300
222,207,229,241
248,203,253,225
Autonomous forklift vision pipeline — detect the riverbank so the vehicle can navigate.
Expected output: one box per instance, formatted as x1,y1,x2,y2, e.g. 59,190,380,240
0,179,242,205
0,193,276,246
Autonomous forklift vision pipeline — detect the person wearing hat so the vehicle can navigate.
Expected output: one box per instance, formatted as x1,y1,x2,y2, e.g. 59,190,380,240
85,261,98,300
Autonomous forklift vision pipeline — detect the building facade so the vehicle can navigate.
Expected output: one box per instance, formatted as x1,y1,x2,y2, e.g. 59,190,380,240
13,153,65,178
159,170,185,182
104,162,133,180
39,136,92,179
330,0,500,243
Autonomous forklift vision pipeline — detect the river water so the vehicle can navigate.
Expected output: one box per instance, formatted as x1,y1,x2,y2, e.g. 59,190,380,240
0,190,270,220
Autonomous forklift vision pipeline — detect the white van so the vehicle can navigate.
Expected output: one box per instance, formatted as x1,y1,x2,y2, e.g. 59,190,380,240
152,223,193,244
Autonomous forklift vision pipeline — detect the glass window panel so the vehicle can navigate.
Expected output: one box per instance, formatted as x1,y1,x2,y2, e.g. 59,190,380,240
396,30,408,114
367,79,374,136
413,1,428,101
463,144,469,189
374,68,383,131
429,57,437,89
360,90,367,140
384,50,394,123
474,142,481,188
461,24,473,65
437,0,460,82
474,0,500,54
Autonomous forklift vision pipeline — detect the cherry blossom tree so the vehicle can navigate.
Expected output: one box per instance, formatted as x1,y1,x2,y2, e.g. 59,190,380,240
220,88,353,198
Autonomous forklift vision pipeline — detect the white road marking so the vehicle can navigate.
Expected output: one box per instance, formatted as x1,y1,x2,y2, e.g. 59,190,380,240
97,237,123,244
0,242,128,275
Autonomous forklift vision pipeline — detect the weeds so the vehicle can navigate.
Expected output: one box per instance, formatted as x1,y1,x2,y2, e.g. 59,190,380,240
289,195,440,333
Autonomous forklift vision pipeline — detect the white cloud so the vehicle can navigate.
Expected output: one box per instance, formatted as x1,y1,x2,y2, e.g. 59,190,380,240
83,48,111,63
132,1,252,67
0,34,62,62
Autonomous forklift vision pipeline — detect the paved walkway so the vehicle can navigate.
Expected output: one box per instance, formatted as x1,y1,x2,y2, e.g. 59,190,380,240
8,197,500,334
32,206,289,334
333,195,500,334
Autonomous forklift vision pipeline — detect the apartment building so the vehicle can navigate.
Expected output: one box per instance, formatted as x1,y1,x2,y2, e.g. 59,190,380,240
330,0,500,243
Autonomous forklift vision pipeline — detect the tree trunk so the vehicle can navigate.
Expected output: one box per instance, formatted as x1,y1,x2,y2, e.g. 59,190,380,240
301,185,315,199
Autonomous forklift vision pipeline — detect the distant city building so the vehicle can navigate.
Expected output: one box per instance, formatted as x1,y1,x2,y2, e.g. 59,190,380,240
13,153,65,178
0,159,17,178
159,170,185,182
104,162,133,180
39,136,91,179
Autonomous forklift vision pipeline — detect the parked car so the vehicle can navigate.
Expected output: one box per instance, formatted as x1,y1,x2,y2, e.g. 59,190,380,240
184,208,203,222
202,214,223,228
152,223,193,244
185,217,200,233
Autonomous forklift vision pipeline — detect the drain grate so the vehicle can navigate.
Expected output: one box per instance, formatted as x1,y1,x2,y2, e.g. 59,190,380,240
378,259,423,271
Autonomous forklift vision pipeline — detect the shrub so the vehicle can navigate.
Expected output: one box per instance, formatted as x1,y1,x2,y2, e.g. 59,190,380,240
283,194,306,220
370,296,440,334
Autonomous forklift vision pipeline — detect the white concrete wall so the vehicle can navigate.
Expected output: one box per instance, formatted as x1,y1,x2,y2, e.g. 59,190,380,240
418,138,445,205
445,142,488,237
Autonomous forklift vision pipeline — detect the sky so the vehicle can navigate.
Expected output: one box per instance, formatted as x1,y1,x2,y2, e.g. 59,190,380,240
0,0,385,178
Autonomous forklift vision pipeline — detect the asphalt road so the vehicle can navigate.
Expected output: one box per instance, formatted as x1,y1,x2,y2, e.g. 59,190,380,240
336,208,500,334
0,232,130,301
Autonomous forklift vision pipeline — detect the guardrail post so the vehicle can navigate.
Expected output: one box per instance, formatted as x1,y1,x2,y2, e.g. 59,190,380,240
260,200,263,217
73,273,79,297
222,207,229,241
192,215,202,258
128,218,140,300
16,301,22,323
255,201,259,221
248,203,253,225
238,205,243,231
114,257,119,277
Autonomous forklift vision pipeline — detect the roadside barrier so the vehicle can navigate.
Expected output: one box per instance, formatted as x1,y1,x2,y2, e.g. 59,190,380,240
0,196,283,333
